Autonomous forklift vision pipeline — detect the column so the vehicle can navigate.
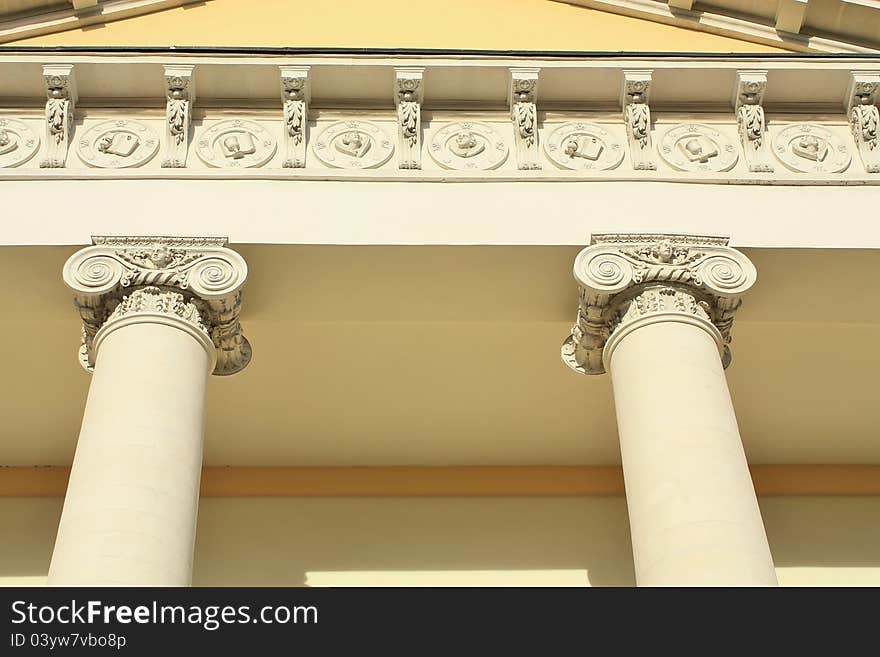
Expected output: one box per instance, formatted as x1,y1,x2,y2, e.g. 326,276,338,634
562,234,777,586
48,237,250,586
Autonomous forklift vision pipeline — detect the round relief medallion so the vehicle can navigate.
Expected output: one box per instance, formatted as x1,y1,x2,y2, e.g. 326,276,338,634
429,122,508,170
772,124,851,173
312,120,394,169
544,122,624,171
196,119,277,168
658,124,738,172
0,118,40,168
77,119,159,169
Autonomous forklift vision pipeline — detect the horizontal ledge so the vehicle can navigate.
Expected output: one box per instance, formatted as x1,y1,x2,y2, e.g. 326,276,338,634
1,465,879,497
1,169,878,186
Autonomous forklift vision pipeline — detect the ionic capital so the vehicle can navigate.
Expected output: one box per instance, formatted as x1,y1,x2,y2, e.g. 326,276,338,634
561,234,756,375
63,236,250,375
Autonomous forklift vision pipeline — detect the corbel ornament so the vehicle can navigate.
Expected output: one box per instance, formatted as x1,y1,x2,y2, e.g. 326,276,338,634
63,236,251,376
162,65,195,168
621,70,656,171
280,66,310,168
847,72,880,174
561,234,756,375
734,70,774,173
394,68,424,169
509,68,540,170
40,64,76,168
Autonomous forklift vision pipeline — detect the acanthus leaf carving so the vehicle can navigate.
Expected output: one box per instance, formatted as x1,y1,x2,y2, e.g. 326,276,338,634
847,72,880,174
509,68,540,170
161,65,195,168
394,68,423,169
280,66,310,168
63,236,250,376
622,70,656,171
561,234,755,375
39,65,76,168
734,71,774,173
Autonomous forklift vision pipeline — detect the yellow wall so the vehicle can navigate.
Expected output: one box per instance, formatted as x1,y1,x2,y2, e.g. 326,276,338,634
8,0,790,52
2,497,879,586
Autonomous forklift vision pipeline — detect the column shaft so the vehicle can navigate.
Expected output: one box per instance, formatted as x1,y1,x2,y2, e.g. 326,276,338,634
48,320,212,586
608,320,777,586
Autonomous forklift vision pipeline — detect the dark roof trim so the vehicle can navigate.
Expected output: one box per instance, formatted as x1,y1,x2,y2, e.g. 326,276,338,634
0,45,877,59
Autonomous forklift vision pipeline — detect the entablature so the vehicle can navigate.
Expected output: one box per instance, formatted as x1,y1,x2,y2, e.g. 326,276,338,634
0,53,877,183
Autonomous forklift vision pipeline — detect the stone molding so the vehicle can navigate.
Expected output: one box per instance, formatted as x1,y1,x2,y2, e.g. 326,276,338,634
621,70,656,171
63,236,250,375
561,233,756,375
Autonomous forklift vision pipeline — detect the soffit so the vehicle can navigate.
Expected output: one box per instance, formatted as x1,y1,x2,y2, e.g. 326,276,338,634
0,244,877,467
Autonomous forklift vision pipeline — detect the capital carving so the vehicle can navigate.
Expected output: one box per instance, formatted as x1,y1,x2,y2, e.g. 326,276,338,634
63,236,250,375
561,234,756,375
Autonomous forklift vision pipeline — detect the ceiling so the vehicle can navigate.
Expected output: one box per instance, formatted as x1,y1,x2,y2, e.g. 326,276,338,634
1,244,878,467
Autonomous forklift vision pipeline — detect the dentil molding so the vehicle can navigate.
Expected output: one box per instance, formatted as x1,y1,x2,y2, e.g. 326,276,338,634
561,233,756,375
63,236,251,376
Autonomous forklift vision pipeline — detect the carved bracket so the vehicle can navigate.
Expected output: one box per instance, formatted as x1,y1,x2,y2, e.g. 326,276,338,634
561,233,756,375
621,70,656,171
394,67,424,169
734,70,773,173
847,72,880,174
509,68,540,170
63,236,251,376
40,64,76,168
162,65,195,168
280,66,310,168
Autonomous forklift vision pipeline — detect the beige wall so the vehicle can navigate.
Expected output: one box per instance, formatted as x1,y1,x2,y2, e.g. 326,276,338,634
8,0,789,52
1,496,879,586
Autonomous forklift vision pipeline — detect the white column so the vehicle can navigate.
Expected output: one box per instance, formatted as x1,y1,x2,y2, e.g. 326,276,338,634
606,309,777,586
562,234,777,586
51,238,250,586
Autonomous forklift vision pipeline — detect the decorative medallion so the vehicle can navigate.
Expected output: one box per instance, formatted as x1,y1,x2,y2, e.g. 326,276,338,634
196,119,277,168
312,120,394,169
658,124,738,172
429,121,508,170
544,122,624,171
76,120,159,168
772,124,851,174
0,118,40,168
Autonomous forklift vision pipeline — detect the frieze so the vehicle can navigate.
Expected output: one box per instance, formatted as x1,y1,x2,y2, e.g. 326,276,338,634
773,124,851,173
429,121,508,170
658,124,738,172
544,122,624,171
196,119,277,168
313,120,394,169
77,120,159,168
0,118,40,168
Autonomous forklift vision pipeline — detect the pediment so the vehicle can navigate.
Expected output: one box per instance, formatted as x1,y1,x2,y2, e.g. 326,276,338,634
0,0,799,52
